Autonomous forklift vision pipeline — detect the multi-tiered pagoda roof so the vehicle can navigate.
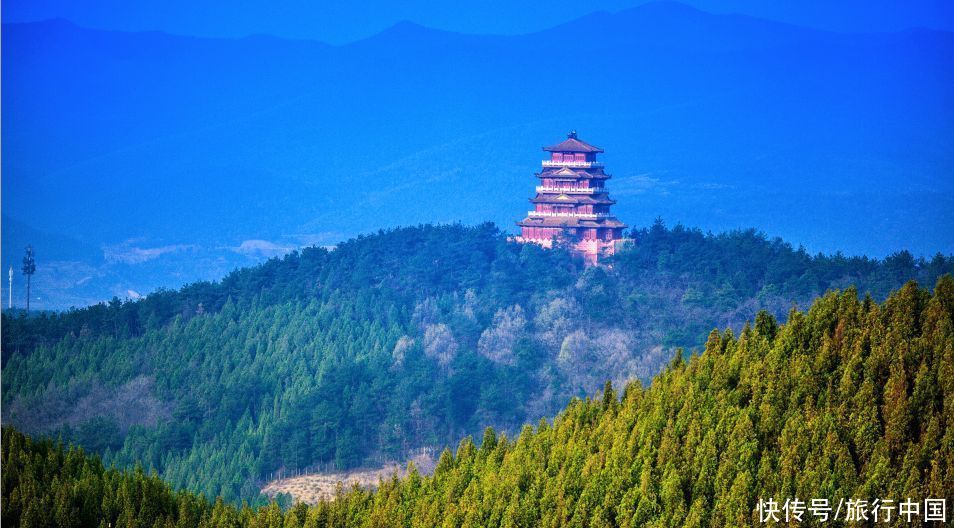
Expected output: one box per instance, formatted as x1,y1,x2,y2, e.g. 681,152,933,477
516,131,628,265
543,136,604,153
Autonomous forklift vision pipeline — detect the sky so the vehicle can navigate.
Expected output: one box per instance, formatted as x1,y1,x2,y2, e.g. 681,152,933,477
4,0,953,43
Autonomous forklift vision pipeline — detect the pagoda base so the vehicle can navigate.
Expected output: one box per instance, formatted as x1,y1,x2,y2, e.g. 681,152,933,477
513,236,623,266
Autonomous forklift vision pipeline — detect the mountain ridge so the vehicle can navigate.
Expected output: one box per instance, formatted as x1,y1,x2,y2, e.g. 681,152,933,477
9,1,954,47
4,1,953,308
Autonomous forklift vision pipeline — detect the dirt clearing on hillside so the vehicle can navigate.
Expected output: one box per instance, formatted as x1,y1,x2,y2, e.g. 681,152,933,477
261,452,436,504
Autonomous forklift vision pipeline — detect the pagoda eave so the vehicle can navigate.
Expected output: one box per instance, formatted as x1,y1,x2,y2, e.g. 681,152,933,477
530,195,616,205
536,172,610,180
517,216,628,229
542,138,604,153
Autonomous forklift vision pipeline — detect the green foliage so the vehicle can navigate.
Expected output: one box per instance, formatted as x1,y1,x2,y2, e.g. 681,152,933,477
2,223,952,505
1,427,211,527
305,277,954,526
615,220,954,348
4,277,952,526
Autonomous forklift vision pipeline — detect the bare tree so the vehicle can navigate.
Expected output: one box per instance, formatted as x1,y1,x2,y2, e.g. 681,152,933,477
423,324,457,367
412,297,440,329
477,305,526,365
534,296,580,350
391,336,415,368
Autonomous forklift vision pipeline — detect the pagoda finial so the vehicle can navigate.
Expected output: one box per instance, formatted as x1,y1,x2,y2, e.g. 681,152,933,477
568,130,578,139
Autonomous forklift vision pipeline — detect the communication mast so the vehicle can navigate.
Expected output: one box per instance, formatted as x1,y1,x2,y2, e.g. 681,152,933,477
22,246,36,311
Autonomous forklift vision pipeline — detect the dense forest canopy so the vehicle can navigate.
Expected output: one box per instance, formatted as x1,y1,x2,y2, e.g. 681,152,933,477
2,222,952,503
4,277,952,526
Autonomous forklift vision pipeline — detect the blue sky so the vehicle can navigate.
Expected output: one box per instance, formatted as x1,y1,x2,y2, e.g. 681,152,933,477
4,0,953,43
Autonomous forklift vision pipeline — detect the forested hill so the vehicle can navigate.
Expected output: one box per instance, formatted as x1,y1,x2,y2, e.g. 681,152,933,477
4,278,952,527
2,223,953,503
5,222,950,360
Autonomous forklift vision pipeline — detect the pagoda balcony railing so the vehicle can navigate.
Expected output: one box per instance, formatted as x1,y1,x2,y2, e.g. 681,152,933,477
527,211,610,219
541,160,603,169
536,186,600,194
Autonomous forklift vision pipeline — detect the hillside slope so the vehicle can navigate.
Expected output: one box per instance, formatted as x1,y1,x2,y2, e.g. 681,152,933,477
2,224,952,504
3,277,951,526
302,277,954,526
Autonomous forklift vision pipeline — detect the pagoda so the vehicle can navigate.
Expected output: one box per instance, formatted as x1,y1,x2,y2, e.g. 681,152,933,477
516,131,628,265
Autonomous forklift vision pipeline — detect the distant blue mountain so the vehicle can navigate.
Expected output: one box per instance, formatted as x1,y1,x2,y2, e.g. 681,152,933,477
5,0,953,43
3,1,953,308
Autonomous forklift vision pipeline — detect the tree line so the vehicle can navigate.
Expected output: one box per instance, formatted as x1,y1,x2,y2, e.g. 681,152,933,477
2,222,952,504
3,277,952,526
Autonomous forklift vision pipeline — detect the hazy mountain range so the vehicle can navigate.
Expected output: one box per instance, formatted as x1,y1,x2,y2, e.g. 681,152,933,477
3,1,953,309
6,0,954,43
